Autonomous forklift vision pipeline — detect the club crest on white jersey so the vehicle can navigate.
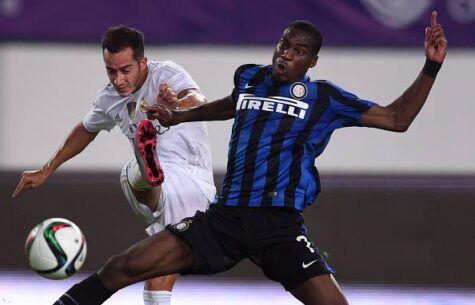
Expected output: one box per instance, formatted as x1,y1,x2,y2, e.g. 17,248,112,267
126,102,137,120
139,98,148,113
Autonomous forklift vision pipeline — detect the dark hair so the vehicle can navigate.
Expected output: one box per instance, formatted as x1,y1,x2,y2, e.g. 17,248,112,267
287,20,323,56
101,25,145,61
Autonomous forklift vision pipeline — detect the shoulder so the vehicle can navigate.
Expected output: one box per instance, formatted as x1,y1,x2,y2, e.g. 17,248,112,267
314,80,353,98
90,83,122,113
95,84,118,104
233,64,267,84
149,60,187,76
315,80,337,91
234,63,260,74
234,64,264,77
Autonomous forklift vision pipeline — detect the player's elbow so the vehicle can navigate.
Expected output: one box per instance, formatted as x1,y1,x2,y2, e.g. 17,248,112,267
388,112,411,132
392,122,410,133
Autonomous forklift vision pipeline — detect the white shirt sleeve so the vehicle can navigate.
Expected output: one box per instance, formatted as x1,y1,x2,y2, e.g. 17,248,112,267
159,61,200,94
82,97,115,132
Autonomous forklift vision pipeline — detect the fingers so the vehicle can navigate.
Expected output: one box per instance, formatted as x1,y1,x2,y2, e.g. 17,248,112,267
12,175,31,198
146,111,156,120
12,181,25,198
158,83,168,98
432,30,445,44
146,104,171,121
424,27,431,43
426,10,446,48
158,83,178,107
159,83,176,100
431,11,437,27
429,25,447,47
145,104,159,120
424,12,447,63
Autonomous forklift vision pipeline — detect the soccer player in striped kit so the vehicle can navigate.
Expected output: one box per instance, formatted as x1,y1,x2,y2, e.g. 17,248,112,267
53,11,447,305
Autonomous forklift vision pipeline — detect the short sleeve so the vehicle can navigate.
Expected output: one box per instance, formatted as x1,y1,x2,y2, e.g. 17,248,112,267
231,64,258,103
326,81,376,125
82,98,115,132
159,61,199,94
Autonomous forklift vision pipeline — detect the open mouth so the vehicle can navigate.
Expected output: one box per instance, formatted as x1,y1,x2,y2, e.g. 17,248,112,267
275,62,287,75
117,86,129,93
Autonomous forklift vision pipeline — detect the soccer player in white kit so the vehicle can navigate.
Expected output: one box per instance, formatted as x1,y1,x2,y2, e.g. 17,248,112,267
12,25,216,305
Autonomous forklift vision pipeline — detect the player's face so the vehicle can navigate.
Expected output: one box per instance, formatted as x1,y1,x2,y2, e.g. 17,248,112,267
103,47,147,97
271,29,318,84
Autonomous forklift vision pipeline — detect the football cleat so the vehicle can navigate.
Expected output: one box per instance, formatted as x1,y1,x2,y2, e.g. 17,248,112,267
134,120,164,186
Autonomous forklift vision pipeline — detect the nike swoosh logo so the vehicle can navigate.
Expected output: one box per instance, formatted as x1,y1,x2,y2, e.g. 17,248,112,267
244,84,254,89
302,260,318,269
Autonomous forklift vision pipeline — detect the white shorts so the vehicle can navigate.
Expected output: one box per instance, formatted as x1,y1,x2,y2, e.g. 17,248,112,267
145,163,215,236
121,159,216,235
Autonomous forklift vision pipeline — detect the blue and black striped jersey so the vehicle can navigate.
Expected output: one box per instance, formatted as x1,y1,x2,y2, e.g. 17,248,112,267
213,64,376,211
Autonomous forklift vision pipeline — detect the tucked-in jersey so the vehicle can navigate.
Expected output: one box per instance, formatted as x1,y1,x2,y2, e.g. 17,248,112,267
213,64,376,211
82,61,215,201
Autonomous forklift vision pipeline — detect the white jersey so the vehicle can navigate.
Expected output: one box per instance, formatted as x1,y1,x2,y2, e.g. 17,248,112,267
83,61,215,201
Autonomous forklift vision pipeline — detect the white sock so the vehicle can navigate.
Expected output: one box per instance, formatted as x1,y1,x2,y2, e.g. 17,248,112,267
143,290,172,305
127,159,151,191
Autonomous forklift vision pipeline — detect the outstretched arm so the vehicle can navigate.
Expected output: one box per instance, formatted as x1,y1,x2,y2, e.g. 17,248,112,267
361,11,448,132
147,95,236,126
12,123,98,198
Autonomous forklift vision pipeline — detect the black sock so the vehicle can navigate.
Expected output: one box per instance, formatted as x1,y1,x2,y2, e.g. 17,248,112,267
53,273,114,305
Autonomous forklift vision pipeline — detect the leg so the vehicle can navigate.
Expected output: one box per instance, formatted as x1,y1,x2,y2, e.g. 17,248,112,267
121,160,191,305
120,158,161,225
99,229,192,291
289,274,349,305
121,118,166,223
53,230,192,305
145,274,179,291
128,183,179,305
143,275,179,305
137,161,214,305
132,185,160,214
130,121,179,305
250,210,346,305
121,160,186,305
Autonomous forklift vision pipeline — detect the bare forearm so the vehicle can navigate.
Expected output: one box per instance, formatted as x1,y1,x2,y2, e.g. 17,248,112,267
387,70,436,130
176,90,207,109
42,123,97,175
389,11,446,131
361,12,446,132
174,96,235,124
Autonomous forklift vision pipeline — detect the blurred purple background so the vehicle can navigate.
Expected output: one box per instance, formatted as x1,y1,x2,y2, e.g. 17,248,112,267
1,0,474,46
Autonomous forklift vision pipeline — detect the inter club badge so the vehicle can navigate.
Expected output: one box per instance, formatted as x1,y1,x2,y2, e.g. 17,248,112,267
290,82,307,100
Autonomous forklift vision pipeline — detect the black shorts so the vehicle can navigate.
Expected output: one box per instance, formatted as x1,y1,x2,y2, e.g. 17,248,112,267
166,204,335,290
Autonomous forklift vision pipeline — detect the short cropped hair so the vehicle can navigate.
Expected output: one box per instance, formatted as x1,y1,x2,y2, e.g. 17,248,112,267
101,25,145,61
287,20,323,56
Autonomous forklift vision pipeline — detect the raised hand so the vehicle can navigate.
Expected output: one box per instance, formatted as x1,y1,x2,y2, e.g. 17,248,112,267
425,11,448,64
157,83,178,110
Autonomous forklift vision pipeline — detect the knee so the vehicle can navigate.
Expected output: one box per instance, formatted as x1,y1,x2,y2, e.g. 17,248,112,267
100,254,125,279
97,251,146,291
100,251,144,280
